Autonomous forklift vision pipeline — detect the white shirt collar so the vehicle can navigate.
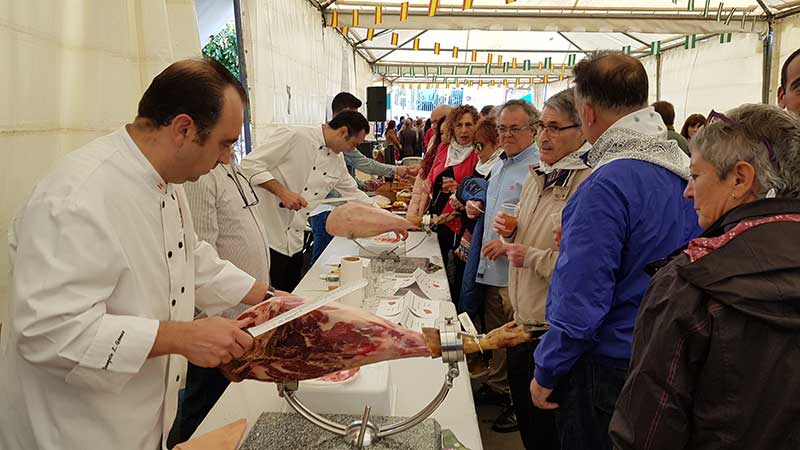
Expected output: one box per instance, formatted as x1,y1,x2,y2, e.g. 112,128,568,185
119,125,171,195
314,125,329,151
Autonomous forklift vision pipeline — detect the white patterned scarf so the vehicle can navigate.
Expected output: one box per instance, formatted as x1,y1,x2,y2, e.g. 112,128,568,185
539,141,591,174
583,107,691,180
445,139,475,168
475,149,502,176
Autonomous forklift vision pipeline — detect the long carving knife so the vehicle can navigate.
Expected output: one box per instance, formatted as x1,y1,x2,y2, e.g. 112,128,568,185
244,279,368,338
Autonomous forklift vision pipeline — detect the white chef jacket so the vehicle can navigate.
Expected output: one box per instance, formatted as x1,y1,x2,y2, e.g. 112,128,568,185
240,125,370,256
0,127,256,450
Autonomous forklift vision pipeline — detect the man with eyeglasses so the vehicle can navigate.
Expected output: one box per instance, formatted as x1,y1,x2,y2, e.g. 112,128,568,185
492,89,591,450
529,52,701,450
169,147,284,446
240,110,373,292
466,99,541,433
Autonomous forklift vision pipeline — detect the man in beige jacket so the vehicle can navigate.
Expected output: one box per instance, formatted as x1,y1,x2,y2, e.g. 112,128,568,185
493,89,591,450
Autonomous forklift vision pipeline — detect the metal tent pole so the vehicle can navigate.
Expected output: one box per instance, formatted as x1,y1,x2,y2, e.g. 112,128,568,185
762,24,774,104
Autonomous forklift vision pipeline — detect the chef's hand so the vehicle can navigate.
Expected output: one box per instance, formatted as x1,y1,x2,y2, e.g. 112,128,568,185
278,190,308,211
505,243,528,268
553,225,562,249
180,317,254,367
530,378,559,410
441,177,458,194
465,200,483,219
274,289,292,297
482,239,507,260
396,165,419,180
493,213,517,238
364,179,382,192
449,194,464,210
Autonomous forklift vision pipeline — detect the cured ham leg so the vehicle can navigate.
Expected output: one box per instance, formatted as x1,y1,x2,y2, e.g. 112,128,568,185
326,203,415,239
219,296,431,383
219,296,536,383
421,321,536,358
325,203,460,240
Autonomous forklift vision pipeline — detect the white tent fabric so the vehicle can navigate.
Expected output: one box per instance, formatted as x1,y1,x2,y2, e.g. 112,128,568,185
533,32,763,130
330,0,798,98
241,0,374,146
0,0,203,337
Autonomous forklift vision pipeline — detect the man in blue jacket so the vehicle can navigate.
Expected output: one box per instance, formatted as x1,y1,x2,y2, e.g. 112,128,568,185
530,52,702,450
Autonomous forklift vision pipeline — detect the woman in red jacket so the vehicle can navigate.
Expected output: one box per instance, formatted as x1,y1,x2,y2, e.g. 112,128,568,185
426,105,479,303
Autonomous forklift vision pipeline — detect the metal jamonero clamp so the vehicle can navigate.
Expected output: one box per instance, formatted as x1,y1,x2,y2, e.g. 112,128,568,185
276,316,465,448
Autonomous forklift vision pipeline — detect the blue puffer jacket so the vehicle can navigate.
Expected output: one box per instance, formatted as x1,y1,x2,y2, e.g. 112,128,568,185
455,177,488,318
534,160,703,389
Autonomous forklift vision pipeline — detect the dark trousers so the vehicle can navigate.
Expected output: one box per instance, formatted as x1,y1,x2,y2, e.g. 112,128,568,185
310,210,333,264
269,248,304,292
167,364,230,448
552,357,628,450
507,340,559,450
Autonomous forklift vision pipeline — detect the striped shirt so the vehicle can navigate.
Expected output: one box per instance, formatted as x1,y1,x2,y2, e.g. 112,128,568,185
185,164,270,318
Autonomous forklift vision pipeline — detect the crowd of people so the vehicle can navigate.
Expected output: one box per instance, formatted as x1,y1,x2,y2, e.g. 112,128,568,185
399,48,800,450
381,114,431,164
1,43,799,450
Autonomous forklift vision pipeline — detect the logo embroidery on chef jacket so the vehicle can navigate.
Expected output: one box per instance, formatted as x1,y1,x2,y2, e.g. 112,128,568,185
102,330,126,370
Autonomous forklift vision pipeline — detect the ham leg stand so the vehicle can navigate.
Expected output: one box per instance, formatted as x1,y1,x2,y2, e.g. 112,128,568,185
276,316,463,449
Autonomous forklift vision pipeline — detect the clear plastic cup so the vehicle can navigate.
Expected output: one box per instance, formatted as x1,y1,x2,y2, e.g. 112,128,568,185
496,202,519,236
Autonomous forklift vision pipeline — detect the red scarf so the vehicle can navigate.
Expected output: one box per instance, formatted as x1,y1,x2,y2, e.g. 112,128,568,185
685,214,800,262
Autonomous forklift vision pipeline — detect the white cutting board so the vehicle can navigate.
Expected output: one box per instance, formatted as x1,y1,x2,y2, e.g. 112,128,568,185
281,362,395,416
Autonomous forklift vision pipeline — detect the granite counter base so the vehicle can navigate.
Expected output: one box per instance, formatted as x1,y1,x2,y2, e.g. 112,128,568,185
240,412,441,450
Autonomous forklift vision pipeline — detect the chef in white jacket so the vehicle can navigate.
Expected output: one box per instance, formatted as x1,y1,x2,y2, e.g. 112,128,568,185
0,58,272,450
240,110,373,291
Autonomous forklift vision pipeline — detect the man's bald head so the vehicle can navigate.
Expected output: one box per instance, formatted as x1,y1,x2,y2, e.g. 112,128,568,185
572,52,649,114
431,105,452,123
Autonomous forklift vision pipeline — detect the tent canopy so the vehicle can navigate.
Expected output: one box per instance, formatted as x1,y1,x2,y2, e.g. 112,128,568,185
321,0,800,83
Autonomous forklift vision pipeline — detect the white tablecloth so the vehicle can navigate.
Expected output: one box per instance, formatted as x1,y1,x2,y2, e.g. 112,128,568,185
194,232,482,450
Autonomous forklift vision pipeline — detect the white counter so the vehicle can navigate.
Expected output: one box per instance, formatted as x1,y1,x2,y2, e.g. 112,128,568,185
195,231,483,450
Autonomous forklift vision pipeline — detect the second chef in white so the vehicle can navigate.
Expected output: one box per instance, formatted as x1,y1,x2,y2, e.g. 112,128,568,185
241,110,373,291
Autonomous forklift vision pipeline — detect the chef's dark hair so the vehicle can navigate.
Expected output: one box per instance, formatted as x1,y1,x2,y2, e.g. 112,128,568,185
331,92,362,116
781,48,800,88
328,110,370,137
136,57,248,143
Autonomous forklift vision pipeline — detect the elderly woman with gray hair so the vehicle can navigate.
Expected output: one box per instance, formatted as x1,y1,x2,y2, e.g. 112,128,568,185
610,103,800,450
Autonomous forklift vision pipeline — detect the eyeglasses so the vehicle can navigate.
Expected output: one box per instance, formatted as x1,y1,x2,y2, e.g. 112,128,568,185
223,162,259,208
496,126,533,135
706,110,779,170
536,123,581,136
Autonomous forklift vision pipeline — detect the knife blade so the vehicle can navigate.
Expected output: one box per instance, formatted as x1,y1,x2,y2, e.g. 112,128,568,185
244,279,368,338
278,197,364,209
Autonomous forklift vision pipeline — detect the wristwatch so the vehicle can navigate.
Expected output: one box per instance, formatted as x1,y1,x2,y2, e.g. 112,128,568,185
263,286,276,301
